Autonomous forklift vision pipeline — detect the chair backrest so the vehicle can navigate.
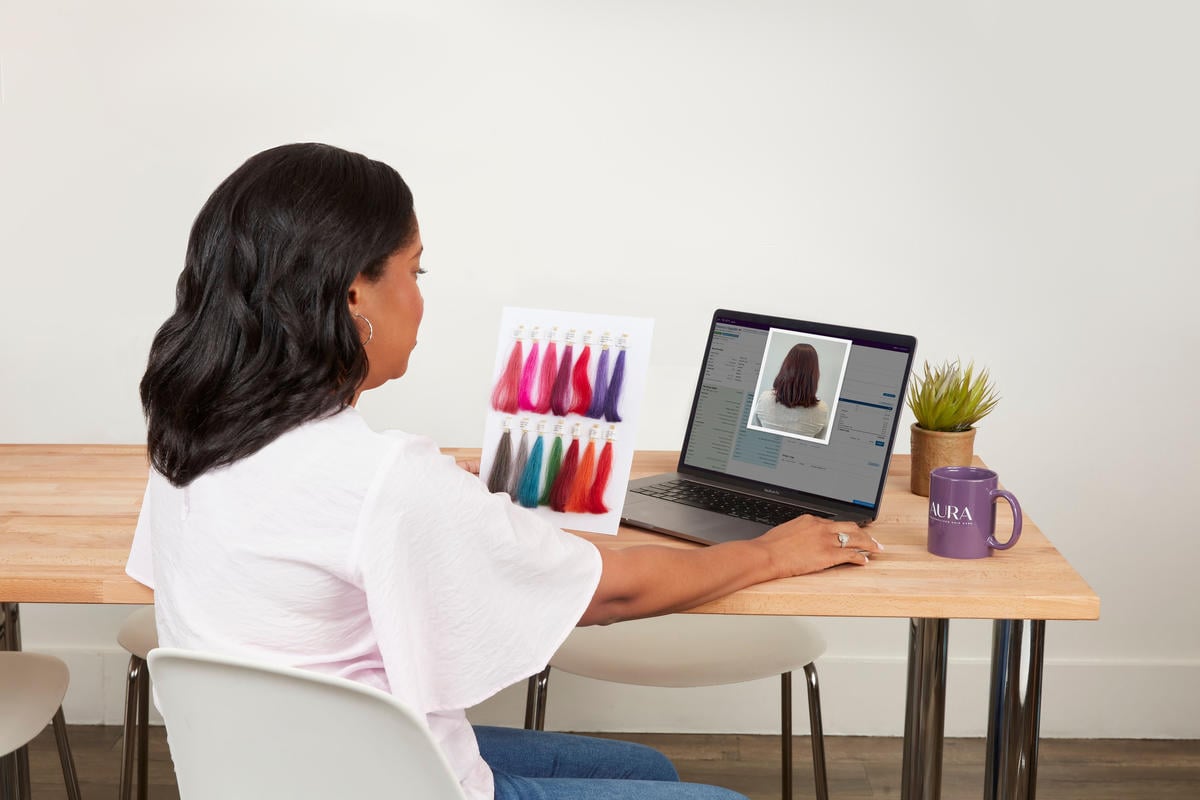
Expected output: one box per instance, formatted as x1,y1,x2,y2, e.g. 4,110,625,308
147,647,467,800
551,614,827,687
0,652,70,756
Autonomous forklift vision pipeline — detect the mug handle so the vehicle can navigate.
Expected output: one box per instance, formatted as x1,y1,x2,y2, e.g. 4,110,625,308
987,490,1023,550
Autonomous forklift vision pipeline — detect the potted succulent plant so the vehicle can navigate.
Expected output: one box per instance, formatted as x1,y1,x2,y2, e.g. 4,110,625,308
906,360,1000,496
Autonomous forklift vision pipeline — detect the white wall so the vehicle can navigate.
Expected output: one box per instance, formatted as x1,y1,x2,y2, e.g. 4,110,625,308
3,1,1198,737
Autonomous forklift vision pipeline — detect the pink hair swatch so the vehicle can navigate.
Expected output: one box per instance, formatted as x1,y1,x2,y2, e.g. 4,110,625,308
533,332,558,414
587,430,615,514
490,328,524,414
517,334,541,412
566,427,599,513
548,426,581,512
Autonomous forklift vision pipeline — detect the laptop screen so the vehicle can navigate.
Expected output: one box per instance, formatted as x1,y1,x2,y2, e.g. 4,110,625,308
678,310,916,511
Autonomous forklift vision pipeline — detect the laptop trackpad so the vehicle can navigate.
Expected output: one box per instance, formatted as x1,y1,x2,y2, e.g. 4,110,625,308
621,494,770,545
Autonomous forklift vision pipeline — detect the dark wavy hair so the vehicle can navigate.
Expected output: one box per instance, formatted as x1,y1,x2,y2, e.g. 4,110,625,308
772,343,820,408
140,143,417,486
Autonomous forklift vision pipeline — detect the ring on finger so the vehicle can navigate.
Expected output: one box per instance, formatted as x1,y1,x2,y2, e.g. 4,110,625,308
836,531,851,548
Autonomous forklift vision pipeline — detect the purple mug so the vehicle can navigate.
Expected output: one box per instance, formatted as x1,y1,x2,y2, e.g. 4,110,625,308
927,466,1022,559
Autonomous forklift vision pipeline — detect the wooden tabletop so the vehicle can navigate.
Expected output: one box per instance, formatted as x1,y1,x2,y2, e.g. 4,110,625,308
0,445,1098,620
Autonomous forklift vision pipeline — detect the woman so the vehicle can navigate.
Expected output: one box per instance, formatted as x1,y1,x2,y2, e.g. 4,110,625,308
126,143,878,800
754,343,830,438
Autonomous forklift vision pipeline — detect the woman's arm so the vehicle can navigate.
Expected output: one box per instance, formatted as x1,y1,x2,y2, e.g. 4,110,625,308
578,515,880,626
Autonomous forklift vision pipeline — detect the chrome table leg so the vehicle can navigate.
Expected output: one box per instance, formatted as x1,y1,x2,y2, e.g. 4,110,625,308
901,618,949,800
985,620,1046,800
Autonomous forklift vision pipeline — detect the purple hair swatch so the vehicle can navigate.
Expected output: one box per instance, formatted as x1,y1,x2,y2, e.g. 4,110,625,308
603,348,626,423
585,347,610,419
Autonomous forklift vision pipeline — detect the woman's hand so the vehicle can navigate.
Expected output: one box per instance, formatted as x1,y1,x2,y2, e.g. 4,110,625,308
753,515,882,579
455,458,481,476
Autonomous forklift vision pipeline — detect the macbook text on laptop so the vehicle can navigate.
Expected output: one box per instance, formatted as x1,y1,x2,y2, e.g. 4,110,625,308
621,309,917,545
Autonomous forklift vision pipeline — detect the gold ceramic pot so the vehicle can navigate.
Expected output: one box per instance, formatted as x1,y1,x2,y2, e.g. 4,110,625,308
909,424,976,496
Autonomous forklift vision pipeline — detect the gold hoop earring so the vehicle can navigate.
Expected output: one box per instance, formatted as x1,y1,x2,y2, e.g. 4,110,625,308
353,312,374,346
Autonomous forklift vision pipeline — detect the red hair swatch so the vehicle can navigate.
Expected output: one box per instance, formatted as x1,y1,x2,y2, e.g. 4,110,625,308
567,332,593,415
548,426,581,512
587,427,615,514
566,426,599,512
490,326,524,414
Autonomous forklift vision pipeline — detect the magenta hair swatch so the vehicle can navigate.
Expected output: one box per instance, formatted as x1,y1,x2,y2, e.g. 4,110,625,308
490,329,524,414
517,335,541,412
516,426,545,508
550,332,575,416
585,344,610,419
587,430,615,514
507,425,530,499
485,423,513,494
533,334,558,415
548,428,581,512
566,427,599,512
538,426,565,506
603,344,626,423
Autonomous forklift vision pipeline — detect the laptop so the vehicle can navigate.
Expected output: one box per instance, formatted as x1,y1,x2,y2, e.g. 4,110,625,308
621,309,917,545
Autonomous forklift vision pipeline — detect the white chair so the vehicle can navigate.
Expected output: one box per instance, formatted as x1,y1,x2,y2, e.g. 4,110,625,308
147,647,467,800
117,605,158,800
525,615,829,800
0,651,82,800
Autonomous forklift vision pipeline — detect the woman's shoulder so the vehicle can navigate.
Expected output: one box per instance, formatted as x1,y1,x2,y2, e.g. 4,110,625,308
227,407,433,489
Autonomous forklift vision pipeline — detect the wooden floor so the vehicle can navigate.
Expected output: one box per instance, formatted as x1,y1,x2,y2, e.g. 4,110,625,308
19,725,1200,799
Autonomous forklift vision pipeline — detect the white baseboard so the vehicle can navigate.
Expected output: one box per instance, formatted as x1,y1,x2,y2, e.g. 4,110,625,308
466,656,1200,739
46,647,1200,739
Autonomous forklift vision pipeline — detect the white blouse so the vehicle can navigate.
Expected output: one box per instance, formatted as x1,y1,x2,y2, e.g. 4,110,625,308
753,391,830,438
127,407,602,800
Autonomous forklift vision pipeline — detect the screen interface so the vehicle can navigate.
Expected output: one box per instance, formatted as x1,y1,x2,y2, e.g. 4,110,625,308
681,315,913,509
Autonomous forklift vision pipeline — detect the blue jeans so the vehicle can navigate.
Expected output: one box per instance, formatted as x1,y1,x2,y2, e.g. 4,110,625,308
475,726,748,800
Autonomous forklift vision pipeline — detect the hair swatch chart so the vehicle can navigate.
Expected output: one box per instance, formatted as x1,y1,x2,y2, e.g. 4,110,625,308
480,307,654,534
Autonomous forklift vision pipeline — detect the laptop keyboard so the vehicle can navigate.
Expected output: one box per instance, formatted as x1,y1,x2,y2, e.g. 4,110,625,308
631,479,830,527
